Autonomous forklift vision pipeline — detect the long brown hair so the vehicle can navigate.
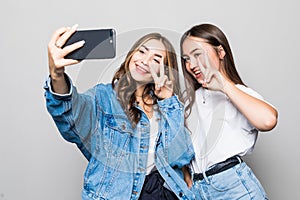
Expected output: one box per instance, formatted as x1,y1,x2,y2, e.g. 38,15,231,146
180,23,245,118
112,33,179,127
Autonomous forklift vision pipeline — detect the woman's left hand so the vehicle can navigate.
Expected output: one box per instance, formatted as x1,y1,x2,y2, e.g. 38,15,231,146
197,51,229,93
149,59,173,99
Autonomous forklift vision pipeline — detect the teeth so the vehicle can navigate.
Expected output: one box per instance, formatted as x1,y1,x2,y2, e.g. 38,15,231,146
194,71,201,75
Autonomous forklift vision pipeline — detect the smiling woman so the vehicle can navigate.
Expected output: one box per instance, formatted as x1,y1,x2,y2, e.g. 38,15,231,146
129,41,165,82
44,27,195,200
180,23,278,200
112,33,180,125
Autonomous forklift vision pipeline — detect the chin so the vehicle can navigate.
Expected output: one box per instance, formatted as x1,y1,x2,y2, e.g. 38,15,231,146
194,76,202,84
132,75,152,85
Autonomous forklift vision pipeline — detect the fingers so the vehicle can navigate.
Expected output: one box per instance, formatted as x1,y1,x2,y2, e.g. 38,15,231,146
205,70,214,83
61,40,85,58
164,80,173,92
203,50,211,69
159,59,165,81
153,75,173,99
55,24,78,48
48,24,84,78
197,49,217,85
148,58,173,98
49,27,69,48
156,75,168,89
149,57,165,84
155,75,173,92
59,58,81,67
48,39,84,68
149,63,159,83
149,58,169,89
196,57,207,83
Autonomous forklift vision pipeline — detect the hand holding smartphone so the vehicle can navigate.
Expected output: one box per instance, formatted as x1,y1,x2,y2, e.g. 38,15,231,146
62,28,116,60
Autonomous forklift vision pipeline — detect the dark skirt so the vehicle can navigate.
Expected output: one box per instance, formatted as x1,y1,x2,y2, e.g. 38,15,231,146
139,170,179,200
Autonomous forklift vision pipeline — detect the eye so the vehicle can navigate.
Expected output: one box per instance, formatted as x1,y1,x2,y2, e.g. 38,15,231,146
138,46,148,54
153,58,160,64
182,56,190,63
194,53,202,58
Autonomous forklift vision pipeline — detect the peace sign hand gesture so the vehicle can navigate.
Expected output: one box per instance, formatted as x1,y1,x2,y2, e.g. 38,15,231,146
197,49,227,93
149,59,173,99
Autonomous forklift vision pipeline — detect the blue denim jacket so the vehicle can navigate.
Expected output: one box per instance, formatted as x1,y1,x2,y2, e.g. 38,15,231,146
44,76,195,200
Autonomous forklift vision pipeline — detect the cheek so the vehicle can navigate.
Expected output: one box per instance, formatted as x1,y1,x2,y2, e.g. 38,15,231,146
128,59,134,71
210,58,220,70
131,53,139,61
185,63,192,74
198,56,206,66
207,51,220,70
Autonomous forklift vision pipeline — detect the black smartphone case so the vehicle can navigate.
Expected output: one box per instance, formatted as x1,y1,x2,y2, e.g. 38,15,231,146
63,29,116,60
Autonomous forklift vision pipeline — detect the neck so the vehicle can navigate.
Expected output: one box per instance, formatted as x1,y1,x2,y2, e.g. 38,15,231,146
135,85,146,97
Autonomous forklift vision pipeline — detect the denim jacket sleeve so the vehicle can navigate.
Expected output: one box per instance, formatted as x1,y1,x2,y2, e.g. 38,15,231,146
44,75,99,160
157,95,195,168
156,95,195,200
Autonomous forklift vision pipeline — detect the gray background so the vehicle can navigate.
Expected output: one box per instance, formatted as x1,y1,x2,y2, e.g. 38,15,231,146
0,0,298,199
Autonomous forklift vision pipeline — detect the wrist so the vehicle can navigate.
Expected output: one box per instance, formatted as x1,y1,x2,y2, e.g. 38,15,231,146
159,92,173,100
49,65,65,80
222,79,234,96
50,71,65,81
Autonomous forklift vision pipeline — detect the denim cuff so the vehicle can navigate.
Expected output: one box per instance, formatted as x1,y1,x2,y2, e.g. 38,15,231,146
43,73,73,100
157,95,183,111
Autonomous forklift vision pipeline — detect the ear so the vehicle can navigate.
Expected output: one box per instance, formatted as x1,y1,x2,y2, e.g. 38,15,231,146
217,45,226,60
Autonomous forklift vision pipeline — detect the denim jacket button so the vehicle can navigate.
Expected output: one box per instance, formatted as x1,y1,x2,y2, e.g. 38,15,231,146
179,192,183,197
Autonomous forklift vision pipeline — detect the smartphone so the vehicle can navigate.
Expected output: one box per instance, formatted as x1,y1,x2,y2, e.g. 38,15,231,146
63,28,116,60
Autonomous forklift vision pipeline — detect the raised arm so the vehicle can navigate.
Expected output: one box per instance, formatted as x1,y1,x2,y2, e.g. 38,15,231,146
198,52,278,132
223,82,278,131
47,24,85,94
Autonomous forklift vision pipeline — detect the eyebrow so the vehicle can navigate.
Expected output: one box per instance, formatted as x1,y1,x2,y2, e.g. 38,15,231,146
190,48,203,54
182,48,203,57
141,45,163,58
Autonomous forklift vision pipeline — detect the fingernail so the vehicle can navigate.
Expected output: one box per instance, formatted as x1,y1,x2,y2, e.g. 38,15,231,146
79,40,85,45
72,24,79,29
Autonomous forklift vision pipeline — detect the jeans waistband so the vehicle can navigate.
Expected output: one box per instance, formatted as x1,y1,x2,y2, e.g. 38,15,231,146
193,156,243,181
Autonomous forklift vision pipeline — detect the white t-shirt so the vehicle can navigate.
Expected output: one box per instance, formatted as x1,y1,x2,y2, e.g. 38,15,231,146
146,110,159,175
188,85,266,173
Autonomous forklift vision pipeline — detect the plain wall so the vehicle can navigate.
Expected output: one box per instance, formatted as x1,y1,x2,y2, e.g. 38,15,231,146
0,0,299,199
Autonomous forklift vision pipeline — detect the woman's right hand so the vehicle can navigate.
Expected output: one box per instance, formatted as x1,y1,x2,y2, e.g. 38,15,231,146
47,24,85,93
48,24,85,79
196,51,230,93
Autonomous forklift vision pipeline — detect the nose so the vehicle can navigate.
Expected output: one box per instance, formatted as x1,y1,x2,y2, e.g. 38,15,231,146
142,60,148,66
141,54,152,66
189,57,198,70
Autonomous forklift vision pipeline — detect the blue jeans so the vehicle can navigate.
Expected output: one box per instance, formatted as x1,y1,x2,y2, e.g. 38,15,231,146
191,162,268,200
